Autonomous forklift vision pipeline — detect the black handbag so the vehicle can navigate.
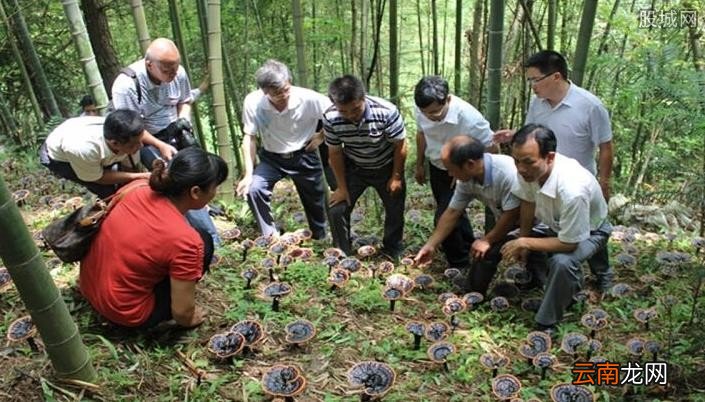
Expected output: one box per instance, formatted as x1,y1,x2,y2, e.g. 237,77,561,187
41,182,146,263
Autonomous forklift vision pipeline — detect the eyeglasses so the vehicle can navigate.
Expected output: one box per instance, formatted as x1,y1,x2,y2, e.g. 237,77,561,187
526,73,553,85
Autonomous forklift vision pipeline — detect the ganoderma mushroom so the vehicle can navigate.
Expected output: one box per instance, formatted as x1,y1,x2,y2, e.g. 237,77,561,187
427,342,456,372
491,374,522,400
490,296,510,312
442,297,467,332
581,312,608,339
12,189,30,206
254,235,274,248
406,321,425,350
521,298,542,313
220,228,241,242
269,241,288,265
438,292,457,304
479,352,510,378
444,268,461,281
492,282,520,300
208,331,245,360
357,245,376,259
424,321,449,343
386,274,414,295
230,320,265,354
323,247,345,259
285,319,316,346
263,282,293,311
261,364,307,402
633,307,658,330
382,286,404,312
0,267,13,293
644,339,661,361
294,228,313,242
340,257,363,273
7,315,39,352
462,292,484,310
626,337,645,358
241,267,258,290
414,274,434,290
610,283,633,298
560,333,588,360
328,268,351,291
399,256,415,267
377,261,395,278
519,331,552,364
585,339,602,360
239,239,255,262
347,361,396,401
614,253,637,268
550,383,594,402
532,352,557,380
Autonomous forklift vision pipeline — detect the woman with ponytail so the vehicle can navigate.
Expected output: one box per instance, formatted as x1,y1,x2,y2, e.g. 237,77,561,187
80,147,228,329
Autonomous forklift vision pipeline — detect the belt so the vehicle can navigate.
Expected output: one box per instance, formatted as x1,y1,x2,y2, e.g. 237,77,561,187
262,147,306,159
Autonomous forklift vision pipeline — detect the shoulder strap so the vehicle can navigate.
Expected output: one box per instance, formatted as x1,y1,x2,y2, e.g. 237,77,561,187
119,67,142,105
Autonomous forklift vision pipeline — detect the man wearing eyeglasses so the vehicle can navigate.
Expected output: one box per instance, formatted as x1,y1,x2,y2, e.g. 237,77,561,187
236,60,331,240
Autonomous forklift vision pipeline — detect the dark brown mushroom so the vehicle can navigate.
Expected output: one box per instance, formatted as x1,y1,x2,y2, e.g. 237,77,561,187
357,245,376,258
0,267,13,293
269,241,288,264
610,283,633,298
626,337,645,357
692,237,705,255
240,239,255,261
490,296,510,312
521,298,542,313
442,297,467,332
424,321,449,343
519,331,552,364
323,256,340,273
279,233,301,246
382,286,404,311
438,292,457,304
220,228,241,242
581,312,608,339
492,282,520,299
254,235,274,248
261,364,307,402
550,383,594,402
491,374,522,400
614,253,637,267
7,316,38,352
405,321,425,350
323,247,345,259
340,257,363,273
230,320,265,348
263,282,292,311
444,268,461,280
585,339,602,360
347,361,396,401
377,261,395,277
427,342,456,372
241,267,258,290
532,352,557,380
479,352,510,378
12,189,30,206
328,268,351,291
633,307,658,330
644,339,661,361
414,274,434,290
63,196,83,210
572,290,589,310
285,319,316,345
294,228,313,242
561,333,588,359
208,331,245,359
385,274,414,295
462,292,484,309
399,256,415,267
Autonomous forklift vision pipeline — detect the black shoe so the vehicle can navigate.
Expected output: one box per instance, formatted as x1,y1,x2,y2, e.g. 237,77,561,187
534,322,558,338
379,247,401,262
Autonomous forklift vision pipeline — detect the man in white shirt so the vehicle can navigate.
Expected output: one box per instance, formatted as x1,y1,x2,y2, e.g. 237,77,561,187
414,136,519,294
39,109,151,198
413,76,494,269
501,124,612,334
236,60,330,239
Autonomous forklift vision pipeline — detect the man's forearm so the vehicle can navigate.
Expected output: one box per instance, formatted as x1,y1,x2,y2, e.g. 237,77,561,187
597,141,613,183
392,139,407,178
177,102,192,120
485,207,519,244
95,170,148,185
519,200,535,237
427,208,463,249
241,134,257,176
329,147,348,191
415,131,426,167
521,236,578,254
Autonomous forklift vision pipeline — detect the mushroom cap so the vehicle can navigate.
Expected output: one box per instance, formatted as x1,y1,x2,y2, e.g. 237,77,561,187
661,295,677,307
328,268,350,287
285,319,316,344
442,297,467,316
279,255,294,267
480,353,510,369
323,247,345,259
240,239,255,250
626,337,645,355
589,356,608,364
12,189,30,204
220,228,241,241
550,383,595,402
261,365,307,398
633,307,658,323
438,292,458,304
230,320,265,346
293,228,312,241
382,286,403,301
268,241,288,255
525,331,552,353
340,257,362,273
405,321,425,336
322,255,340,268
573,290,589,304
491,282,520,299
491,374,522,400
656,251,691,266
7,316,35,342
462,292,484,306
581,313,608,331
208,331,245,358
424,322,449,342
260,257,276,269
377,261,395,274
610,283,633,298
443,268,461,279
347,361,396,397
532,352,556,369
614,253,637,267
357,245,376,258
241,267,258,281
644,339,661,355
489,296,510,312
279,233,301,246
586,339,602,354
263,282,293,298
586,308,609,321
427,342,455,362
561,333,588,355
0,267,13,291
386,274,414,295
63,196,84,210
254,235,274,248
638,274,659,284
414,274,434,288
521,298,543,313
503,265,525,281
399,257,415,267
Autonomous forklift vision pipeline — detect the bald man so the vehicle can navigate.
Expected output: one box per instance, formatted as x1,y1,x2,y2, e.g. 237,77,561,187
112,37,220,246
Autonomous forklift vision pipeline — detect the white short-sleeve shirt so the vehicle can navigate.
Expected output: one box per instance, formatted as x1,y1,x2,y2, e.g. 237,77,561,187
45,117,139,182
415,95,492,170
525,83,612,175
111,59,193,134
242,86,331,154
448,154,520,220
511,154,608,243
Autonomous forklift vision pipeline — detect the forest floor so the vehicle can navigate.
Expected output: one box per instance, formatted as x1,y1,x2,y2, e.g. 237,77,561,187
1,156,705,402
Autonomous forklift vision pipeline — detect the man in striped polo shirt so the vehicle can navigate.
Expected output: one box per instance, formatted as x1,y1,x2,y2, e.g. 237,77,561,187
323,75,407,258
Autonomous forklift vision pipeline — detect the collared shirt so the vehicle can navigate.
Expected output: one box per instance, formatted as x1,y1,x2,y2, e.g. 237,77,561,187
511,154,608,243
525,83,612,174
242,86,330,154
448,154,520,220
415,95,492,169
45,116,139,182
111,59,193,134
323,95,406,170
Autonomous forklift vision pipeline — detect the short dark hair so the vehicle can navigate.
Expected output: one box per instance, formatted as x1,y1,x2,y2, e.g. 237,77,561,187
150,147,229,197
79,95,95,108
414,76,449,108
510,123,557,157
525,50,568,80
447,136,485,167
328,75,366,104
103,109,144,143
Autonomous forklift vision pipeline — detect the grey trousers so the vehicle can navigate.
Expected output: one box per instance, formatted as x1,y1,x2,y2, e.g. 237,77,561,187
328,161,405,256
532,221,612,326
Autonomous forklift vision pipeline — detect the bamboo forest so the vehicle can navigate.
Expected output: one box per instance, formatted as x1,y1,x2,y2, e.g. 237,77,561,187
0,0,704,401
